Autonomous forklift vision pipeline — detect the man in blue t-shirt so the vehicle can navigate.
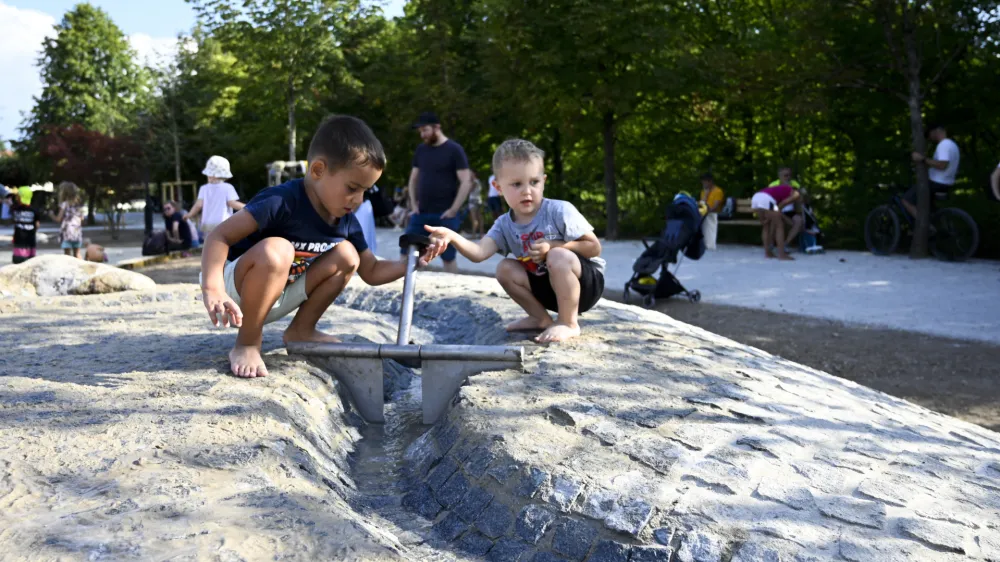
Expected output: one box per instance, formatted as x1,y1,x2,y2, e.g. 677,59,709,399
200,115,445,379
403,111,472,273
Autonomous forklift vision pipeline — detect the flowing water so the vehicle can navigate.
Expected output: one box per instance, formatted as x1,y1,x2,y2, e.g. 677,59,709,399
348,371,471,561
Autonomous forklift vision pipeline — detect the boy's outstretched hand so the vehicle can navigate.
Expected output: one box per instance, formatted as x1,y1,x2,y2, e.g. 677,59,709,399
423,225,456,249
203,288,243,328
417,236,449,266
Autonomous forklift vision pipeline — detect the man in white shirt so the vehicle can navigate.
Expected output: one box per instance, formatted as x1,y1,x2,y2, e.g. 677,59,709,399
905,124,959,218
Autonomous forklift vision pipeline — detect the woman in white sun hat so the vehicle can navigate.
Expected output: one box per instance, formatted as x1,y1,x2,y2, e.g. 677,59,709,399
184,155,245,237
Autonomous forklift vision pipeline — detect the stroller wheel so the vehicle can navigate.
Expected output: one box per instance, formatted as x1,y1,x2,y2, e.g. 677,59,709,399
643,294,655,308
689,290,701,303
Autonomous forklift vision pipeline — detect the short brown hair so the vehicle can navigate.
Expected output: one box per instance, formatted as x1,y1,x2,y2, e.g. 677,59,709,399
307,115,387,171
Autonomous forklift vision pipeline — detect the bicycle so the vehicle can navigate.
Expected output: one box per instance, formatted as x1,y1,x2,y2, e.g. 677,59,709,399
864,190,979,261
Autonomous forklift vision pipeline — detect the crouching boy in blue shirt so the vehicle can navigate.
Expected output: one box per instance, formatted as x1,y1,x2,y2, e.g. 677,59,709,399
201,115,444,377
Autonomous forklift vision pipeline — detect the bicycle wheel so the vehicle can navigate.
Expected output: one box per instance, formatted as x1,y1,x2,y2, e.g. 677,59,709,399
930,208,979,262
864,205,900,256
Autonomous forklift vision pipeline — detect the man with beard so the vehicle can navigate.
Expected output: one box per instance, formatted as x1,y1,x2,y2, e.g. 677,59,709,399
402,111,472,273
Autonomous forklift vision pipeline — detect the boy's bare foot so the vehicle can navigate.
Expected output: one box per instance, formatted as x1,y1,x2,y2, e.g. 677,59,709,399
283,326,342,346
535,323,581,343
765,251,776,259
778,253,795,261
229,344,268,378
506,315,553,332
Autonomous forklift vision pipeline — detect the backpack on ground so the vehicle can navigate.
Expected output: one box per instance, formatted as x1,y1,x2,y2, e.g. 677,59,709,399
142,230,168,256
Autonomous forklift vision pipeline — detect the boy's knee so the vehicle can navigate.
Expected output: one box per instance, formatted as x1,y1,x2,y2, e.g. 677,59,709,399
334,241,361,273
257,238,295,270
496,259,524,283
545,247,578,272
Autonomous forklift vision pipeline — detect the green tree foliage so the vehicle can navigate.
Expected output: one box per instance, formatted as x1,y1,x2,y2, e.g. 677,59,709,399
19,3,149,222
16,0,1000,257
189,0,364,162
22,3,148,139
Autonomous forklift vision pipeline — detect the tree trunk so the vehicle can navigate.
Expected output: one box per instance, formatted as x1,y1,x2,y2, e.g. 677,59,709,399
287,78,297,162
603,110,618,240
903,7,929,259
172,119,181,186
86,186,97,226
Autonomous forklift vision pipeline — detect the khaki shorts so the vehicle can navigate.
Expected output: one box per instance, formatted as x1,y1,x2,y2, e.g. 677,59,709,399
200,223,221,235
206,257,309,325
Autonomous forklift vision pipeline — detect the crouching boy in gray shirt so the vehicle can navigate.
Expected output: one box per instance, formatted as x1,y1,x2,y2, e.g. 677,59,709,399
425,139,605,342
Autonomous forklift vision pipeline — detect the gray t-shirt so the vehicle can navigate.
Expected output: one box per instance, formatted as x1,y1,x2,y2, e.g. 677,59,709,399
486,198,606,275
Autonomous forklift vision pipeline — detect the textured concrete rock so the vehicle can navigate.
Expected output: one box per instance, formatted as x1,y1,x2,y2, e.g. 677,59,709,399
677,531,724,562
487,538,532,562
534,553,572,562
426,456,459,492
578,486,618,521
327,277,1000,562
551,518,593,561
516,505,556,545
436,471,471,509
653,527,674,546
684,458,753,495
454,486,494,523
517,467,550,499
977,532,1000,560
817,496,886,529
898,517,967,553
757,472,814,510
630,545,672,562
432,512,469,541
0,254,155,297
856,472,928,507
457,530,494,556
546,475,585,512
402,484,442,519
731,543,781,562
603,497,653,537
476,501,515,539
587,540,631,562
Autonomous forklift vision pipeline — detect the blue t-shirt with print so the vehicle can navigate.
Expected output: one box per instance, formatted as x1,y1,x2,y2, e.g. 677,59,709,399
229,179,368,283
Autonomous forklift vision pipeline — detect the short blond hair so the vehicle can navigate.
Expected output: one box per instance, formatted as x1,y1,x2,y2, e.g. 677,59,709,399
492,139,545,176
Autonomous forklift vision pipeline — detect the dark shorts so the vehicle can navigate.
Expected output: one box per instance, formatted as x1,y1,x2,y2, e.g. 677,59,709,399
403,213,462,262
486,196,503,216
904,181,951,204
527,252,605,314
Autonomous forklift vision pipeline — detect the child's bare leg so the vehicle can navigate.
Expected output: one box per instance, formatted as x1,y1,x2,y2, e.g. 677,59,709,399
72,247,81,259
784,214,803,247
496,258,553,331
230,238,295,378
760,215,775,258
771,211,794,260
283,242,360,345
536,248,582,343
63,248,72,256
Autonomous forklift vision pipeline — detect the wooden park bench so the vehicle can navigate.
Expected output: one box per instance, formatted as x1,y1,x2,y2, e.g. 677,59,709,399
718,197,759,226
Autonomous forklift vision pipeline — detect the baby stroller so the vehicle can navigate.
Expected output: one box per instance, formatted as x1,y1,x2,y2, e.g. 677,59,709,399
624,193,705,308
